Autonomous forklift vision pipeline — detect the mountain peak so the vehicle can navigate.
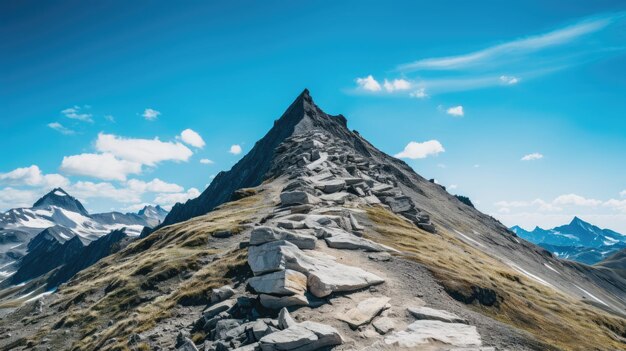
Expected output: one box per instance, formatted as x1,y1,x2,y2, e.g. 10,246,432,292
570,216,588,226
32,188,89,216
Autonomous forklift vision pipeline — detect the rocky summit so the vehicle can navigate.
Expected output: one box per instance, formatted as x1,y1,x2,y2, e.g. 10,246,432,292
0,90,625,351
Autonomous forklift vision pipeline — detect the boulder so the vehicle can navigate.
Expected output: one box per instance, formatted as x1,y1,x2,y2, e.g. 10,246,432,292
384,196,413,213
210,286,236,304
280,191,320,206
336,296,390,328
315,180,346,194
384,320,481,348
319,192,352,204
248,240,385,296
407,306,467,324
372,317,395,334
248,269,307,296
259,293,309,309
251,321,274,341
249,227,315,250
417,222,436,233
364,195,381,205
203,299,236,319
278,308,296,330
215,319,242,340
349,213,364,231
275,220,306,230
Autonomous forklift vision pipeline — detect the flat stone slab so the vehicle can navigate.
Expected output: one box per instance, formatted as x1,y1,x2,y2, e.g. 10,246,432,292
372,317,395,334
324,233,386,252
248,269,307,296
280,191,320,206
203,299,236,319
250,226,316,250
259,320,342,351
407,306,468,324
384,320,482,348
248,240,385,296
337,296,390,328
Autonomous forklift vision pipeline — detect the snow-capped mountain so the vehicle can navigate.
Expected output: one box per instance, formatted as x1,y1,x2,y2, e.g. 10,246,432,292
0,188,168,284
511,217,626,264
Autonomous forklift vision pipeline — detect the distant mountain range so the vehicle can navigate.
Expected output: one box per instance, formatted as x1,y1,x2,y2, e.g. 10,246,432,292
510,217,626,264
0,188,168,286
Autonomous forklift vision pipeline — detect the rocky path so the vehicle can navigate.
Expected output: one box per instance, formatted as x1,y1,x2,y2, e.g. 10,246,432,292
173,130,503,351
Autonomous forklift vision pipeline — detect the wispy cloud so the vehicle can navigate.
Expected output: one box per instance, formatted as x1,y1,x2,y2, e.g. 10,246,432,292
62,106,93,122
398,15,617,71
48,122,75,135
354,12,625,97
142,108,161,121
521,153,543,161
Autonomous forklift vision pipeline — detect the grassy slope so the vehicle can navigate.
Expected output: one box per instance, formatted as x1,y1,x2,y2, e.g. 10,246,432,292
365,206,626,351
1,191,268,351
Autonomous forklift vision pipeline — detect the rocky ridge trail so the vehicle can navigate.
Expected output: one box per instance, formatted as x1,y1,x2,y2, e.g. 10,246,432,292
173,130,497,351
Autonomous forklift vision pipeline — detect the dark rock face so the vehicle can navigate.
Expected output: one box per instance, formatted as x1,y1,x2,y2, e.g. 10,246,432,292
159,89,353,228
454,195,475,208
32,188,89,216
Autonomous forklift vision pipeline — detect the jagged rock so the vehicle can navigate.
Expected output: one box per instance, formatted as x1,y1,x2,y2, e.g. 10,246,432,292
201,311,230,332
385,196,413,213
336,296,390,328
248,269,307,296
275,220,306,230
319,192,352,204
407,306,468,324
384,320,481,348
287,205,313,214
210,286,236,304
417,222,436,233
259,293,308,309
215,319,242,340
349,213,364,231
177,337,199,351
372,317,395,334
364,195,381,205
233,342,260,351
203,299,236,319
371,184,393,194
249,227,315,250
250,321,274,341
259,321,342,351
314,180,345,194
280,191,320,206
278,308,296,330
306,152,328,171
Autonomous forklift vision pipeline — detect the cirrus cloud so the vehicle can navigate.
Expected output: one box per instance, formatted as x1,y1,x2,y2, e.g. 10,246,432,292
521,153,544,161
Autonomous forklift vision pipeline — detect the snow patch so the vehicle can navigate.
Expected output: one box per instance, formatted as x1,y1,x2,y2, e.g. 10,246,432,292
543,263,561,275
508,262,554,288
574,285,608,306
454,230,485,248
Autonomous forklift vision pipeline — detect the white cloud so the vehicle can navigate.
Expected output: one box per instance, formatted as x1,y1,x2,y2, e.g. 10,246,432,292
500,75,520,85
521,153,544,161
409,88,428,99
95,133,193,166
62,106,93,122
620,190,626,198
0,187,39,210
383,79,411,92
398,16,613,71
603,199,626,213
154,188,200,209
142,108,161,121
553,193,602,207
122,203,152,213
200,158,214,165
394,140,445,159
446,106,464,117
229,144,242,155
356,75,382,92
180,129,205,148
60,153,142,181
48,122,75,135
0,165,69,188
68,181,142,203
126,178,183,193
448,184,458,190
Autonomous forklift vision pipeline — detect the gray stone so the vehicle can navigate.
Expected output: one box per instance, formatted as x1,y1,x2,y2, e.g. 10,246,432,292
278,308,296,330
372,317,395,334
319,192,352,204
251,321,274,341
275,220,306,230
417,222,436,233
385,196,413,213
259,293,308,309
407,306,468,324
280,191,320,206
249,226,315,250
248,269,307,296
210,286,236,304
315,180,346,194
176,330,190,347
259,321,342,351
368,252,392,262
177,337,198,351
384,320,481,348
349,213,364,231
232,342,260,351
215,319,242,340
203,299,236,319
336,296,390,328
324,233,385,252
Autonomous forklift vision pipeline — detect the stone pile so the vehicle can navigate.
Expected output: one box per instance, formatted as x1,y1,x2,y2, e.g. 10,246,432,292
266,130,436,233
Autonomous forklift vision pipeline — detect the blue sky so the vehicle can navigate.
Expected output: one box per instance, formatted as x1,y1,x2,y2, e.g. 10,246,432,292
1,1,625,231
